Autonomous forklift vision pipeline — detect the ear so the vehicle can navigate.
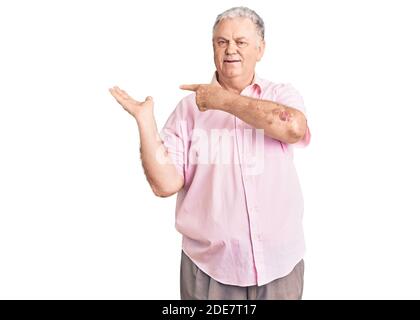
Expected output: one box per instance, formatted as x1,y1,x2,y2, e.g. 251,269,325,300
256,39,266,62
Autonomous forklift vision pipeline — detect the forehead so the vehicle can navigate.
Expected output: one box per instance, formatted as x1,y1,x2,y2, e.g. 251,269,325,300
213,17,257,39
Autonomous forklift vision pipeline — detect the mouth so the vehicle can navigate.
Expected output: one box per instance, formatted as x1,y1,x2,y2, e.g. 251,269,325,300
224,59,241,63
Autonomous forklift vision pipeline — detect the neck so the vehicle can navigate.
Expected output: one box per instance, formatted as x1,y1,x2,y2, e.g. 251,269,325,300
216,72,254,95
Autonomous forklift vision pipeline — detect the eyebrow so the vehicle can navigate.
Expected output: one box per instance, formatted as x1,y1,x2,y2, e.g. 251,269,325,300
215,36,249,41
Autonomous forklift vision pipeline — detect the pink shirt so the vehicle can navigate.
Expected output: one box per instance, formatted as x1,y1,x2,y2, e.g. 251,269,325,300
160,72,311,286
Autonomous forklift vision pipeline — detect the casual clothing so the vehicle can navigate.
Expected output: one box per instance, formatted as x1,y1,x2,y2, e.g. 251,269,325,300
160,72,311,286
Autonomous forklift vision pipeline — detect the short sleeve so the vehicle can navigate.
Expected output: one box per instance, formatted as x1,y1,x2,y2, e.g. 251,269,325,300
159,100,189,179
274,83,311,148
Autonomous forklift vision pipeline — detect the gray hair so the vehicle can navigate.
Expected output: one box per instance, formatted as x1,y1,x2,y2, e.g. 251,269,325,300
212,6,265,41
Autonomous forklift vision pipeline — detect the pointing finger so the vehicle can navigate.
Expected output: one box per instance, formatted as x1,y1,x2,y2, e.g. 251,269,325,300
179,84,200,91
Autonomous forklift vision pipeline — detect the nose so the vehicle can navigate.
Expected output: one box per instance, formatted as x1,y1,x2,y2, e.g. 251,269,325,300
225,41,238,55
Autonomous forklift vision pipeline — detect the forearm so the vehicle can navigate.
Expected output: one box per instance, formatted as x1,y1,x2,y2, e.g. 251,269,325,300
220,93,307,144
136,113,184,197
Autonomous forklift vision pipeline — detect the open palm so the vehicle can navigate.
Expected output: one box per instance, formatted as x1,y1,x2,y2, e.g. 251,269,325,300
109,86,153,119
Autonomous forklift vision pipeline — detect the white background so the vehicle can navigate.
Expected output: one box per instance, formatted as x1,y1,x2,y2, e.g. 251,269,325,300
0,0,419,299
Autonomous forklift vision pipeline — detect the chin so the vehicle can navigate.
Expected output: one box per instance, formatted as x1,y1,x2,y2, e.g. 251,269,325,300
220,69,242,78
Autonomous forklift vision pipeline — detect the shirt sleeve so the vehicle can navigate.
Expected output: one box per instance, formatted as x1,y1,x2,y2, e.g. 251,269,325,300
158,100,189,180
274,83,311,148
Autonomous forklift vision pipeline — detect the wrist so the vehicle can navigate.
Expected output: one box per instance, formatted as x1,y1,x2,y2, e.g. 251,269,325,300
135,108,155,124
219,90,236,112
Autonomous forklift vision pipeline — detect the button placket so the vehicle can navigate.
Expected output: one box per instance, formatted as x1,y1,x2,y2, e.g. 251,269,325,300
234,112,264,284
242,171,264,282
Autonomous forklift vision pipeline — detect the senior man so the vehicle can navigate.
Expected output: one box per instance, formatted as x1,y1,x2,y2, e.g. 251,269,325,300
109,6,311,300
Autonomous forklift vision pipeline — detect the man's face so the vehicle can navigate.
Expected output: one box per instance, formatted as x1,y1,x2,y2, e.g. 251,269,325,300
213,17,265,81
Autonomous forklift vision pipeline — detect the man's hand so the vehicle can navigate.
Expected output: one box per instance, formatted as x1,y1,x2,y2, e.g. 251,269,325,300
180,84,232,112
109,86,153,120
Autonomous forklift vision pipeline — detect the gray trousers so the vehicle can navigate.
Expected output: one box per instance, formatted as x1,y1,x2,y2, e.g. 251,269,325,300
180,250,304,300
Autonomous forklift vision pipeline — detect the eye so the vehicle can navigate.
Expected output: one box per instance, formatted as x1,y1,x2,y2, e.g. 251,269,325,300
237,41,247,47
217,40,227,46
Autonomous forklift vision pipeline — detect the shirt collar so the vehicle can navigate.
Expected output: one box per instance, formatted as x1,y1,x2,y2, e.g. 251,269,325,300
210,71,263,93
